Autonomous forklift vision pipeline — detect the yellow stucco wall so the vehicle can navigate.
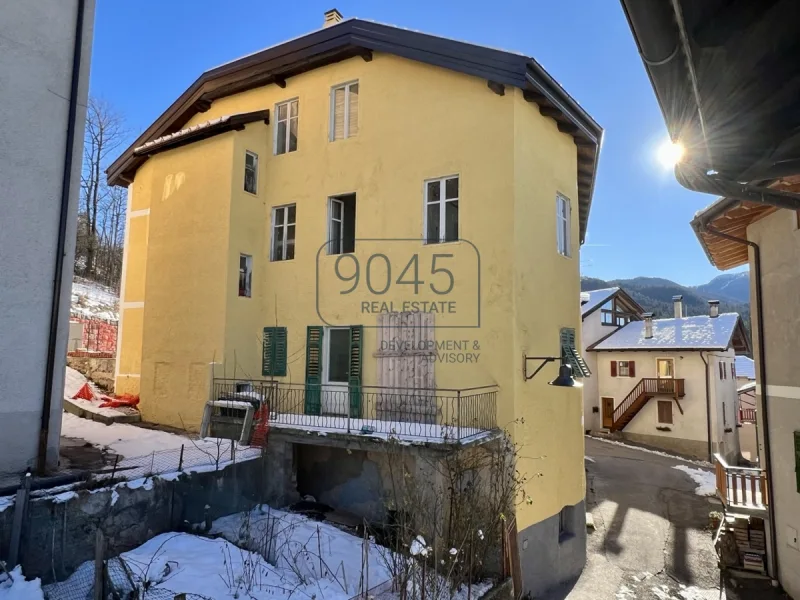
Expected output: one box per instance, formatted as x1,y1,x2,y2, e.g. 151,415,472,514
115,52,586,529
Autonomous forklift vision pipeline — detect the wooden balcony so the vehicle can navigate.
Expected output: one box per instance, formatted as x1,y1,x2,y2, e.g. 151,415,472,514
610,378,686,431
714,453,768,511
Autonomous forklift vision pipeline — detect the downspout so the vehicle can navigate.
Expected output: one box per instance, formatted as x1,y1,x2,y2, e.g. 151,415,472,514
699,352,712,462
37,0,86,474
700,223,779,581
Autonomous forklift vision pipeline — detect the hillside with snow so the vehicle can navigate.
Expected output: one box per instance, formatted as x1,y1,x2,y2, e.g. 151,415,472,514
71,277,119,322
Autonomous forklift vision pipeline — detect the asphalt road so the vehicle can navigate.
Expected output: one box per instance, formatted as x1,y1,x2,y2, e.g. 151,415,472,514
553,437,724,600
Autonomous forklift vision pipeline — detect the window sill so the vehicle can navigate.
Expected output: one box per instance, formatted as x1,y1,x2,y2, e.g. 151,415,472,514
656,425,672,431
269,258,296,263
423,239,462,247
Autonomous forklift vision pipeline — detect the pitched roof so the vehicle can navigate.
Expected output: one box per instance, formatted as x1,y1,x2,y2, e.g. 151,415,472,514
133,111,269,157
589,313,749,352
735,355,756,380
738,381,756,394
580,287,618,316
106,18,602,242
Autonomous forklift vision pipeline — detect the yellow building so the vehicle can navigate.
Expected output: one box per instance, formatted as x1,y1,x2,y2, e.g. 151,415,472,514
108,11,602,596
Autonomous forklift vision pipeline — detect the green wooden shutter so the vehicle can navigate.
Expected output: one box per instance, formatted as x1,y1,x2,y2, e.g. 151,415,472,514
305,326,323,415
262,327,287,377
561,327,591,377
794,431,800,493
348,325,363,418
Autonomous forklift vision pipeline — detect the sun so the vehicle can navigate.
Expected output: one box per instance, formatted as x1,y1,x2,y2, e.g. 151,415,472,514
657,139,685,168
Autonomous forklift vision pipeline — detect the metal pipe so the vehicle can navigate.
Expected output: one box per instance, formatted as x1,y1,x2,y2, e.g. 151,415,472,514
700,223,779,581
37,0,87,474
699,351,712,462
677,162,800,212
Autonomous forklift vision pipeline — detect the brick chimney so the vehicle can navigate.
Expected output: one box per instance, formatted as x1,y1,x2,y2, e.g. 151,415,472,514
323,8,343,27
643,312,654,339
673,294,683,319
709,300,720,318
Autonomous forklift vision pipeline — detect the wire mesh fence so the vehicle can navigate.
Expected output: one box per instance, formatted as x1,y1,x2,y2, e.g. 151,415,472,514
42,555,215,599
91,439,264,485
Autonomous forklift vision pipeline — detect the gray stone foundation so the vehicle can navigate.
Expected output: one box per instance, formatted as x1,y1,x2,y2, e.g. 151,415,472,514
517,499,586,598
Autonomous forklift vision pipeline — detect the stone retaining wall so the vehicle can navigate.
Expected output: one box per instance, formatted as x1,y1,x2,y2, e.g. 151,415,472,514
0,456,267,584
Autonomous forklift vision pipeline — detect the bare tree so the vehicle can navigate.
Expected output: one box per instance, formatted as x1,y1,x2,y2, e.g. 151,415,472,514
78,97,128,288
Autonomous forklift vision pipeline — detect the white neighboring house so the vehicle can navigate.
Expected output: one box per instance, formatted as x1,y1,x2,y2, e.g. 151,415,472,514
586,295,750,462
735,355,756,389
735,356,759,463
0,1,95,474
580,287,644,432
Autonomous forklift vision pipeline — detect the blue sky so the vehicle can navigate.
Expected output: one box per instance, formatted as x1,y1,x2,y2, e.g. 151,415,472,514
90,0,748,286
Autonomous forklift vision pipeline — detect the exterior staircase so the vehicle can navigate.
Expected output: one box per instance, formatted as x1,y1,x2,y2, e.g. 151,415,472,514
610,378,685,432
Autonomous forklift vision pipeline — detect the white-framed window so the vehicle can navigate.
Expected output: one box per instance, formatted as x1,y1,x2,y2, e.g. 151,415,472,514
424,175,459,244
244,151,258,194
271,204,296,261
618,360,630,377
274,99,299,155
330,81,359,141
556,193,571,257
238,254,252,297
328,194,356,255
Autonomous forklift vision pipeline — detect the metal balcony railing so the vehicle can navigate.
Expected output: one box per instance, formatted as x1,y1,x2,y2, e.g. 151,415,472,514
212,379,498,443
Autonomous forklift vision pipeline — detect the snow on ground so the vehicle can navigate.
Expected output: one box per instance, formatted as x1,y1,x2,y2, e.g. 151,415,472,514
672,465,716,497
63,366,88,398
63,367,129,418
212,505,392,595
45,508,493,600
0,566,44,600
61,412,193,457
71,277,119,322
61,411,262,478
271,413,492,444
588,435,713,468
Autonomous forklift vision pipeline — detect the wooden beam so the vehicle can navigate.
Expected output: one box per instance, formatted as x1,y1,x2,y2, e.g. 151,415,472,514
523,89,545,104
557,121,578,134
487,80,505,96
194,98,212,113
274,76,287,89
358,49,373,62
539,106,562,119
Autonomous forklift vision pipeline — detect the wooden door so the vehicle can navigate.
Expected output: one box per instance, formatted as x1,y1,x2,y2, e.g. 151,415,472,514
602,397,615,428
375,312,436,423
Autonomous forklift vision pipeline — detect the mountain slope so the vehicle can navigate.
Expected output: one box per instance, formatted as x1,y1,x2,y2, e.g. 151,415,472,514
581,275,751,338
693,272,750,303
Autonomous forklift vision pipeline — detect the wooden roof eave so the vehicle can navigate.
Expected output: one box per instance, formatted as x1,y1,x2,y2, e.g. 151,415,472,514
691,200,777,269
107,19,603,242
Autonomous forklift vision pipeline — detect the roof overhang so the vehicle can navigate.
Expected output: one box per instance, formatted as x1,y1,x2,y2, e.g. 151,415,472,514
106,19,602,243
133,111,270,158
619,0,800,184
691,176,800,269
581,287,645,321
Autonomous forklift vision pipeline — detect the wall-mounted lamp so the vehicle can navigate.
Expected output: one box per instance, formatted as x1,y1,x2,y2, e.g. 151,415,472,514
522,355,582,387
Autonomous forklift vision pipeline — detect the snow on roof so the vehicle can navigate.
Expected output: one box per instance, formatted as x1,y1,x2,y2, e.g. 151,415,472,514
134,115,235,153
735,355,756,380
581,287,619,316
591,313,740,351
738,381,756,393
